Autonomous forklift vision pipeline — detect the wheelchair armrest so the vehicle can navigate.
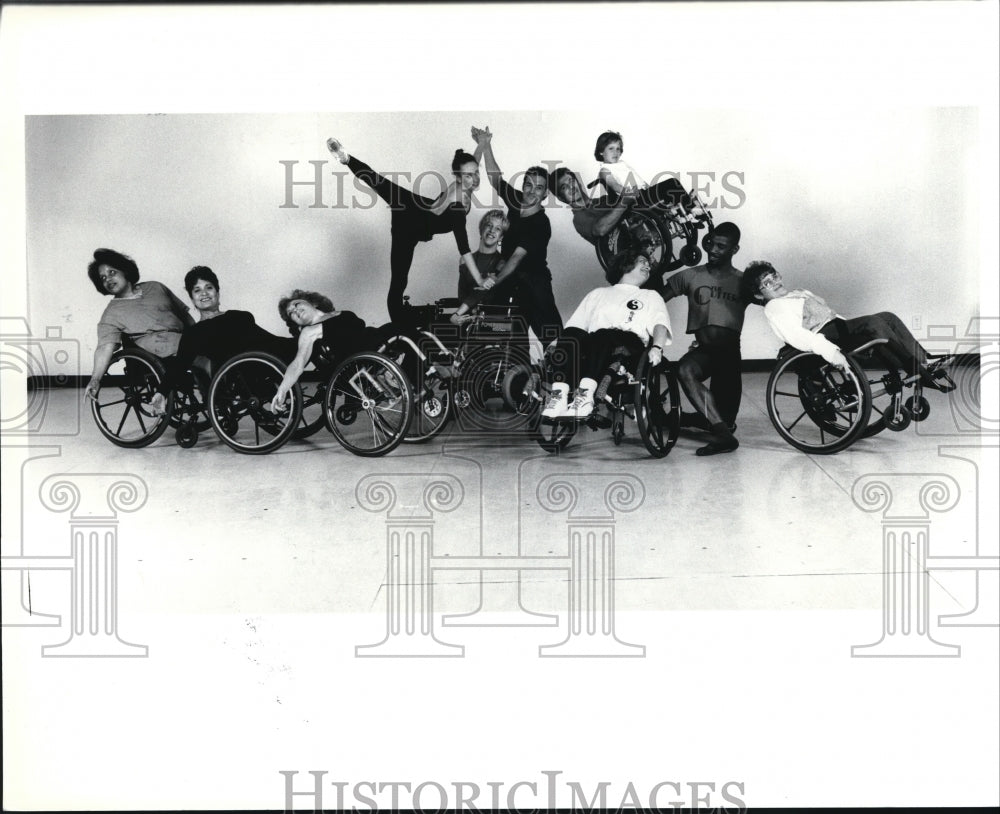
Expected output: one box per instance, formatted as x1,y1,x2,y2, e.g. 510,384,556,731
846,338,889,357
435,297,461,310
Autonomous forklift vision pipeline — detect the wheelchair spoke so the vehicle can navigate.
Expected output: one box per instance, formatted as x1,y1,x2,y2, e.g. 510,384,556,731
786,409,809,431
114,405,134,437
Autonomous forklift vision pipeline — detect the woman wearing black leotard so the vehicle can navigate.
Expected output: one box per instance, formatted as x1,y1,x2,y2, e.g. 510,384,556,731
326,137,485,325
269,289,386,412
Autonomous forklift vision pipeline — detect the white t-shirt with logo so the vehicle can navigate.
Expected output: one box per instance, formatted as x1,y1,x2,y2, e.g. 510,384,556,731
565,283,672,344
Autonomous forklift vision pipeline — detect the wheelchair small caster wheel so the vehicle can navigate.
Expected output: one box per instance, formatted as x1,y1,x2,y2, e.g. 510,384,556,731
219,417,237,436
905,395,930,422
335,404,357,425
175,425,198,448
679,245,702,266
701,231,715,252
885,405,912,432
453,389,471,409
612,421,624,446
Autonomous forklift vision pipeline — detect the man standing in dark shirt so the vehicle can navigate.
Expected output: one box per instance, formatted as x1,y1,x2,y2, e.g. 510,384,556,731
661,222,753,456
473,126,562,344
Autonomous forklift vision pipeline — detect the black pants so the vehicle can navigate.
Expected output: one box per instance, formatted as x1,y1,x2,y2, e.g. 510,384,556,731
513,273,563,346
346,156,435,326
547,327,643,386
820,313,927,375
678,331,742,426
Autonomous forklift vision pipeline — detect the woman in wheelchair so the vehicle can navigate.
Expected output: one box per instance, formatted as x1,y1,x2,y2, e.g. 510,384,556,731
744,261,956,393
269,289,388,412
84,248,194,401
149,266,297,415
542,247,671,420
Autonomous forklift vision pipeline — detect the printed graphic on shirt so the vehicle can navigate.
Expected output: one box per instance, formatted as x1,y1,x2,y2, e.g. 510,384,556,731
693,284,742,306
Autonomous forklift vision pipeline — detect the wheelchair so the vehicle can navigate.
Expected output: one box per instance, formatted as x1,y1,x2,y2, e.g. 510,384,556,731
765,338,954,454
377,296,538,441
588,181,715,279
90,346,210,449
91,345,413,457
535,342,681,458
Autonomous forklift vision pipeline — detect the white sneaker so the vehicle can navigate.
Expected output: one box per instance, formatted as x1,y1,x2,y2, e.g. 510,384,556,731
567,390,594,419
542,382,570,419
567,378,597,419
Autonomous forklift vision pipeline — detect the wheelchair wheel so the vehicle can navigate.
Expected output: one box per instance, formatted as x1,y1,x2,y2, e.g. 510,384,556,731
175,424,199,448
208,352,302,454
380,336,452,443
293,374,327,439
905,395,930,422
501,363,541,417
596,210,672,277
678,244,702,267
323,352,413,456
457,344,522,415
90,348,172,448
635,355,680,458
536,418,576,454
766,351,871,454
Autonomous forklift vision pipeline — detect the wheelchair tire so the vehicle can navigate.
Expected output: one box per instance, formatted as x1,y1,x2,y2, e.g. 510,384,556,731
457,344,520,413
885,404,912,431
293,375,328,439
905,395,930,422
175,424,199,448
766,350,871,454
380,336,452,443
208,352,302,454
678,244,702,267
501,363,541,417
596,210,673,278
323,352,413,456
634,354,680,458
535,418,576,454
90,348,172,448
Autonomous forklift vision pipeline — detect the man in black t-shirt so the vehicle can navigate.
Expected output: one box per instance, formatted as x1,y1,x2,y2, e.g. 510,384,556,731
473,127,562,345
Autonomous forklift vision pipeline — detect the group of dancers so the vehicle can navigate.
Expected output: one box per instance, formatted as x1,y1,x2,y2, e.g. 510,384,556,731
84,125,956,455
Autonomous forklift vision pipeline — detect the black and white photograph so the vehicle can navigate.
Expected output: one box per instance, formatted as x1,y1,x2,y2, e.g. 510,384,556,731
2,3,998,810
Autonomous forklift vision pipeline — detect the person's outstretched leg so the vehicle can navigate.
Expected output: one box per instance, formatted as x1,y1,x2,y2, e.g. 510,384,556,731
636,177,691,210
676,348,739,456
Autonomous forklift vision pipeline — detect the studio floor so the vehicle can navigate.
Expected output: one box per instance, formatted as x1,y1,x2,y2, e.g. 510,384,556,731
4,367,998,809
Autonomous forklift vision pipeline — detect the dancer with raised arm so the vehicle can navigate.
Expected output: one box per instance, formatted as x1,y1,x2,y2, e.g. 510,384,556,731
326,136,485,327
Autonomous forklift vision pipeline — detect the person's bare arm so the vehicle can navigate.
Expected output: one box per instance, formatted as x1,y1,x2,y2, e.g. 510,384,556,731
84,343,117,400
270,325,320,411
591,192,637,237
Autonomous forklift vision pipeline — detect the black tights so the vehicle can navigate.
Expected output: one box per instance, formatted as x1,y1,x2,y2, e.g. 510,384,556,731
346,156,435,326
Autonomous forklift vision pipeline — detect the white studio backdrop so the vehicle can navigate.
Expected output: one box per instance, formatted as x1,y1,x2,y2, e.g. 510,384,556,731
24,106,980,367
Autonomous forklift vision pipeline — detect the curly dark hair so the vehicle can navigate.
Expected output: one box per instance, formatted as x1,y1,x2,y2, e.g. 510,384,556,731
86,248,140,295
278,289,334,335
607,247,648,285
